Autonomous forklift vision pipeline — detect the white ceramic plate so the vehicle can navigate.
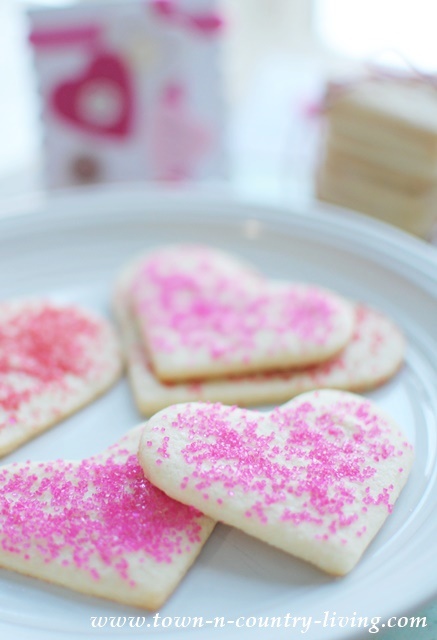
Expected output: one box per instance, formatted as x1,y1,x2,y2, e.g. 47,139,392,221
0,186,436,640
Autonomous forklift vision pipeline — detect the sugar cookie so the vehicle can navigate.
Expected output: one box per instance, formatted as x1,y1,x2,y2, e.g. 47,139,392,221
113,285,404,414
139,391,413,575
0,300,123,456
0,426,215,609
123,245,355,381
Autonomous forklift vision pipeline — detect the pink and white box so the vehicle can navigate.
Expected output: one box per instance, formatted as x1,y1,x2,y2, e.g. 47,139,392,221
28,0,226,188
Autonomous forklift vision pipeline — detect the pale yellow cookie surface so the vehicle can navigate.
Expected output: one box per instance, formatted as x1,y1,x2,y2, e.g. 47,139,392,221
0,426,215,609
0,300,123,457
114,279,404,414
120,245,355,382
139,391,413,576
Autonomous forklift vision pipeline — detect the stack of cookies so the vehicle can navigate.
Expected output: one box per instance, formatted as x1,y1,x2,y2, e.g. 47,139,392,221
114,244,405,414
317,78,437,237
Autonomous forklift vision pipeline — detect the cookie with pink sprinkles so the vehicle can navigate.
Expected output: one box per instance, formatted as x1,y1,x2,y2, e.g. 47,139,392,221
0,299,123,457
138,390,413,576
123,245,355,382
113,278,404,413
0,426,215,609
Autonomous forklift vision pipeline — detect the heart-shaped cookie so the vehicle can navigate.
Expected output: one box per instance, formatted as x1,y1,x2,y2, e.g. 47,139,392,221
114,263,404,412
139,391,413,575
0,300,122,457
127,246,355,381
0,427,215,609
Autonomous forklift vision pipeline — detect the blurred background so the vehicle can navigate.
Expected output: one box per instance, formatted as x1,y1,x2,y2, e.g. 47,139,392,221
2,0,437,237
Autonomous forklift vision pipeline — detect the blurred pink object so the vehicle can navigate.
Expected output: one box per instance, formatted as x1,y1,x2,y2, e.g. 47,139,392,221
28,0,225,188
150,82,212,180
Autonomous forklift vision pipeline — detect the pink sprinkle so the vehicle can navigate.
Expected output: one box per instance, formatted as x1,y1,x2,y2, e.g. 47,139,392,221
0,303,108,431
153,397,404,542
130,246,346,367
0,452,204,582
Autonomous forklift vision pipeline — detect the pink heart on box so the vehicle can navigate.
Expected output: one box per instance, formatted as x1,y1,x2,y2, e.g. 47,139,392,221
51,52,133,138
